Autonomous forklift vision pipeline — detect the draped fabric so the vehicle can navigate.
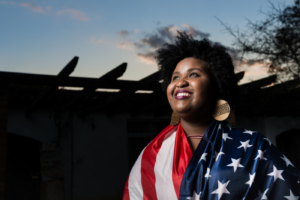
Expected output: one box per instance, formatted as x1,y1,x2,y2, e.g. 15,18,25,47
123,123,192,200
180,120,300,200
123,120,300,200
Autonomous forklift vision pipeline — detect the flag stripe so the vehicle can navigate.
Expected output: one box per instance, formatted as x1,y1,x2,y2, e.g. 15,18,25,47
154,130,178,200
141,125,177,200
128,148,145,200
123,178,130,200
172,123,193,198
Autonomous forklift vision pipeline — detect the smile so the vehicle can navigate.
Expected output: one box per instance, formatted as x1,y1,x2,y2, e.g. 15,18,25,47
175,92,192,99
176,93,192,97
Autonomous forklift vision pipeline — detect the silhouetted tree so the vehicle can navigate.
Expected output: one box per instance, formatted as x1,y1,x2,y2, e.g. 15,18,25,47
222,0,300,81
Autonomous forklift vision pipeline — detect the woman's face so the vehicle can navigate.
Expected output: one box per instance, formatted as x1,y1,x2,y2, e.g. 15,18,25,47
167,57,216,120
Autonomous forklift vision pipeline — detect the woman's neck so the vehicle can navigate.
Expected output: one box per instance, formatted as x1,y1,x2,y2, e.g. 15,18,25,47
180,116,213,153
180,116,213,136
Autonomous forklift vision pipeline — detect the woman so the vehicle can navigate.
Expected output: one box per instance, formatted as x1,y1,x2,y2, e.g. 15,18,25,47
123,32,300,200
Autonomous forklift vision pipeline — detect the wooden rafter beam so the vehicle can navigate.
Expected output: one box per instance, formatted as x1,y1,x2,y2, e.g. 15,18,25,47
25,56,79,116
129,73,275,117
239,75,277,94
83,71,160,116
236,71,245,82
56,62,127,115
0,72,161,91
100,72,160,117
128,71,245,118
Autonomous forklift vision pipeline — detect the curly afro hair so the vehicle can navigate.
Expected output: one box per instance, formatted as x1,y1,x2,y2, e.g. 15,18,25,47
155,31,239,108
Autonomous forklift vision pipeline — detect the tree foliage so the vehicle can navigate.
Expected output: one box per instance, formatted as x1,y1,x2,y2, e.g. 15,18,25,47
222,0,300,81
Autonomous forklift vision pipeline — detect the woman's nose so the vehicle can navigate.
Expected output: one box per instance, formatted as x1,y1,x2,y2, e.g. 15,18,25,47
176,78,188,88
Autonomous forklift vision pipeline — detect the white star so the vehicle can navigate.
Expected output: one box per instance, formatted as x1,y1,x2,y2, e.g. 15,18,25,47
204,168,211,179
255,150,267,160
218,124,222,130
227,158,244,172
267,165,285,182
215,150,225,161
186,190,201,200
254,190,263,200
245,173,256,187
211,180,230,200
281,154,294,167
222,133,233,141
264,137,272,146
262,189,269,200
254,189,269,200
199,153,207,162
284,189,300,200
237,140,253,152
227,123,232,130
243,129,255,135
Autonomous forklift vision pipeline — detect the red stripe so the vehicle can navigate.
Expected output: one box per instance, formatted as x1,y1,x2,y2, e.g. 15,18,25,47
172,123,193,198
122,178,130,200
141,125,177,200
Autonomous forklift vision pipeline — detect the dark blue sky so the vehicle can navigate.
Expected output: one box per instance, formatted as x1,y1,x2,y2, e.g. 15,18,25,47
0,0,293,84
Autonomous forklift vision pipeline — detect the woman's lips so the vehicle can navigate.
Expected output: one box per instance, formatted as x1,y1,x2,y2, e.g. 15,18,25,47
175,94,192,99
174,89,192,99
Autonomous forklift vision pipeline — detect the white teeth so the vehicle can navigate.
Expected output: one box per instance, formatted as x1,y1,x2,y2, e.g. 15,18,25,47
176,93,191,97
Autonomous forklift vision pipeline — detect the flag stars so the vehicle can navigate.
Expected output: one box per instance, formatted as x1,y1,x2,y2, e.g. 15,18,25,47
264,137,272,146
215,150,225,161
211,180,230,200
227,123,232,130
187,190,201,200
218,124,222,129
254,189,269,200
281,154,294,167
204,168,211,179
245,173,256,187
227,158,244,172
268,165,285,182
284,189,300,200
238,140,253,152
243,129,255,135
199,153,207,162
222,133,233,141
255,150,267,160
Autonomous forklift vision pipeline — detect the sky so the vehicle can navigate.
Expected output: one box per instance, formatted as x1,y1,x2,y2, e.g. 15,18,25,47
0,0,294,84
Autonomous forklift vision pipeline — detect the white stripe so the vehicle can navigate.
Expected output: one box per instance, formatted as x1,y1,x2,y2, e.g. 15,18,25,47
154,130,178,200
128,148,145,200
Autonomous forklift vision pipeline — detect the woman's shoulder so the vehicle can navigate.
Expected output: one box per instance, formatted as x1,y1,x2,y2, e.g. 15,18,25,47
227,123,300,175
127,124,179,183
226,123,269,144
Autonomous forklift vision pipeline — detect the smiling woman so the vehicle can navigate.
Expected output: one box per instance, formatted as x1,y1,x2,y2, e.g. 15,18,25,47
122,32,300,200
167,58,216,152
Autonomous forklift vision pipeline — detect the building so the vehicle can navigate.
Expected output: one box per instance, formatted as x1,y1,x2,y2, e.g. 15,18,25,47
1,57,300,200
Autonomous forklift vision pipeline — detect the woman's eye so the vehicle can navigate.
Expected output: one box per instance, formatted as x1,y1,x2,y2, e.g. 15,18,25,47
172,76,179,81
190,73,199,77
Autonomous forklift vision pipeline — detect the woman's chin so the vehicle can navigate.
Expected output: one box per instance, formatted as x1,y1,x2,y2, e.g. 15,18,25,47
174,107,212,121
173,109,193,118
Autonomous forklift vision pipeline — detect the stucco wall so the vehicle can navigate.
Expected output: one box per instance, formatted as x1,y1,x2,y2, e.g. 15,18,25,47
236,115,300,146
7,107,132,200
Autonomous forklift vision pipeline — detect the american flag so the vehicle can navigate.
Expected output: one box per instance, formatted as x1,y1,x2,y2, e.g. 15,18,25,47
123,120,300,200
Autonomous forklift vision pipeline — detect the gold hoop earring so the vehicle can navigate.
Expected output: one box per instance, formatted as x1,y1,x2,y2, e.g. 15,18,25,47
212,99,231,121
170,111,180,125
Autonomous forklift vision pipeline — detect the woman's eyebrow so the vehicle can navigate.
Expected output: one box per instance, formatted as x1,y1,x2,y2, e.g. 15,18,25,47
172,71,179,75
188,68,203,72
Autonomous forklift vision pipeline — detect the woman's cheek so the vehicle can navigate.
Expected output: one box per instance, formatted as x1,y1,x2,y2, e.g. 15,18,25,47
167,83,175,104
167,82,174,95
